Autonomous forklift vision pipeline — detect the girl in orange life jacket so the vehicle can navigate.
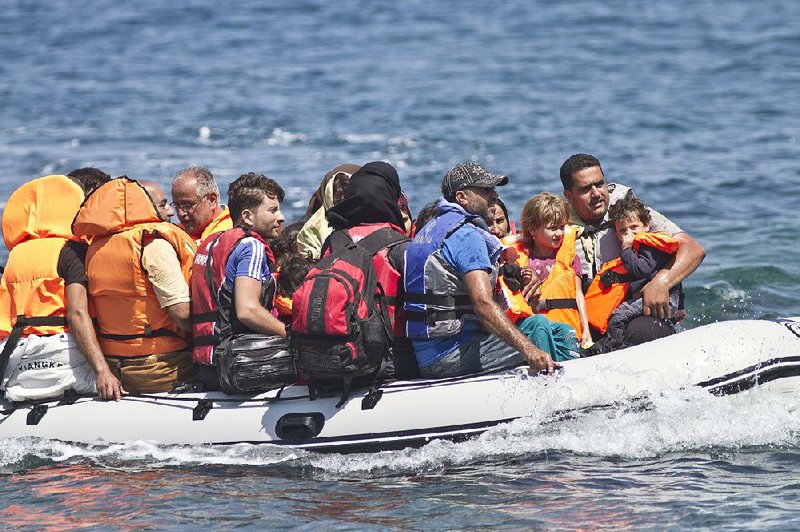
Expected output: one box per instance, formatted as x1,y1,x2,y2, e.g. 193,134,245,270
584,192,681,354
497,193,592,360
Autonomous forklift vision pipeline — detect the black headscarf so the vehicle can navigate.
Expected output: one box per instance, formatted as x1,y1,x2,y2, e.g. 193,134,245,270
326,161,405,230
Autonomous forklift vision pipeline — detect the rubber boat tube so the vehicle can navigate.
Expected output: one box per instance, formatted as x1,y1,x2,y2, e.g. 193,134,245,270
1,319,799,453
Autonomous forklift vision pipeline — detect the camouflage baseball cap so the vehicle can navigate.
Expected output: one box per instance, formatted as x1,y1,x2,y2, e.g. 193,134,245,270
441,162,508,197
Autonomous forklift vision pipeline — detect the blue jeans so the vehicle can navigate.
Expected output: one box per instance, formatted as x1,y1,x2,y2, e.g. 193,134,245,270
419,331,526,378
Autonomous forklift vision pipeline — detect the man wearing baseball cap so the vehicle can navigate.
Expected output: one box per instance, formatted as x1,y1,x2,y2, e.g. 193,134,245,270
403,162,558,378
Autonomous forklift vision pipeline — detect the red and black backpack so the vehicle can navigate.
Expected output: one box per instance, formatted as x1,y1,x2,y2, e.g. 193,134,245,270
291,226,408,406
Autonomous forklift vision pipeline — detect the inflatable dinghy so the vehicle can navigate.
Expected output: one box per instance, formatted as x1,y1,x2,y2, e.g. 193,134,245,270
2,319,800,453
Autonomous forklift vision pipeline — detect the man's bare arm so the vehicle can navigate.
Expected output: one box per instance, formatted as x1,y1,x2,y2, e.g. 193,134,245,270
641,232,706,319
463,270,557,374
165,301,192,332
65,283,123,400
233,276,286,337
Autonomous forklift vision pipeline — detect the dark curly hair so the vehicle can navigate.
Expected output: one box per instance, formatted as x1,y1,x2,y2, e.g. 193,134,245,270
276,254,315,297
608,190,651,226
559,153,603,190
228,172,285,224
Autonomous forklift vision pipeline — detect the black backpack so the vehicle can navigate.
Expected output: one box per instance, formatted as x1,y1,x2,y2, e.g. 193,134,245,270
291,227,408,406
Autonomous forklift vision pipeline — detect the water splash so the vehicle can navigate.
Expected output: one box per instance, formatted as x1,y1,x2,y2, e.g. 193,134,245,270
3,386,797,476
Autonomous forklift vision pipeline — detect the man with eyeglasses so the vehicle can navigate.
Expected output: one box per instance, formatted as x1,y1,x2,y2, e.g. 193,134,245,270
171,166,233,243
560,153,706,348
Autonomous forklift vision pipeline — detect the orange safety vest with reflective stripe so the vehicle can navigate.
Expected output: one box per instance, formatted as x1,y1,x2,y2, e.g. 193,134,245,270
72,178,197,357
0,175,85,339
585,232,679,333
498,226,584,341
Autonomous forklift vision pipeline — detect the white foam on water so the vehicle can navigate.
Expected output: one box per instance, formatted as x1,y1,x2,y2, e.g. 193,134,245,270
0,438,304,471
265,128,307,146
2,380,798,474
308,387,800,475
703,280,748,301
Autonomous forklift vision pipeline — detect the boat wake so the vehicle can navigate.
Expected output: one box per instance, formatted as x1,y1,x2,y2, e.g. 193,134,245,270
2,385,798,476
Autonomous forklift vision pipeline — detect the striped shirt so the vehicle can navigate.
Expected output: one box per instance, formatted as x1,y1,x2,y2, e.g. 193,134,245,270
223,237,271,289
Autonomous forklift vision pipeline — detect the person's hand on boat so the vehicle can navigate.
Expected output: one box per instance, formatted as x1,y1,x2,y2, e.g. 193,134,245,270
95,368,124,401
641,276,671,320
523,346,559,375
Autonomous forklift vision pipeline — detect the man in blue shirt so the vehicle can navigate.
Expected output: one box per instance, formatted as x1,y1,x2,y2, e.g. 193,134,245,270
404,163,557,378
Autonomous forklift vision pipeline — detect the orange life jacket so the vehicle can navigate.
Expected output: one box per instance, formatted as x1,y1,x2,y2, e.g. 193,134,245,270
72,178,197,357
274,294,292,322
0,175,85,340
198,207,233,244
497,226,584,341
497,234,534,323
584,232,679,333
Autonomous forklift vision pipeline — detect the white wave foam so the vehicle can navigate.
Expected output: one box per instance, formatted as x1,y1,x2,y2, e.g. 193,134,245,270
265,128,307,146
339,133,418,148
0,438,304,471
2,387,797,474
702,280,748,301
308,387,800,475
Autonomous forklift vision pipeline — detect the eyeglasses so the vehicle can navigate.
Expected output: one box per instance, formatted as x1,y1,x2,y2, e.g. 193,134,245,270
170,194,207,213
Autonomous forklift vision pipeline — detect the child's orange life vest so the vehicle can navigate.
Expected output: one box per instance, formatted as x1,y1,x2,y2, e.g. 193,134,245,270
584,232,679,333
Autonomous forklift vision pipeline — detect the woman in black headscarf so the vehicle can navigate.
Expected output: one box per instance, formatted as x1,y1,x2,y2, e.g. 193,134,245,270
323,161,420,379
326,161,405,230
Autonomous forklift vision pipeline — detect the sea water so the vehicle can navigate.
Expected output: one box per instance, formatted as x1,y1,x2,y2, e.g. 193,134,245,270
1,0,799,528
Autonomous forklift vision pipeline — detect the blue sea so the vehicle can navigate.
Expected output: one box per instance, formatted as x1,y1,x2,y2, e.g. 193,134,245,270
2,0,800,528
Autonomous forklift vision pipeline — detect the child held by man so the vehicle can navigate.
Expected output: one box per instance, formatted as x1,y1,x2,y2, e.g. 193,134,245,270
584,191,681,353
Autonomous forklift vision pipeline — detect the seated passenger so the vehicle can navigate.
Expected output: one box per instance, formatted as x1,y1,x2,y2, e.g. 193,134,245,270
397,191,414,236
324,161,416,379
296,164,359,259
270,221,308,322
0,173,122,401
274,254,314,324
404,162,557,378
584,191,681,353
72,177,199,393
293,162,416,387
191,173,289,392
171,166,233,244
141,180,176,222
559,153,705,343
498,193,592,356
488,197,513,238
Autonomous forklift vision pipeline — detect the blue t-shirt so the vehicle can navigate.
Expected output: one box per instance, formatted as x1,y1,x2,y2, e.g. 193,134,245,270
412,223,494,368
223,237,271,290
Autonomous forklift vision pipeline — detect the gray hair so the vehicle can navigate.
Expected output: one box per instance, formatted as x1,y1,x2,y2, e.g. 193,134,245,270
173,166,219,197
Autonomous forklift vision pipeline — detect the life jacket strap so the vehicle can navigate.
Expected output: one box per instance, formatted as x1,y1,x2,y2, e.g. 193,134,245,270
190,311,217,324
404,293,472,307
405,308,471,325
0,315,67,380
100,325,183,341
600,270,634,289
537,298,578,311
192,335,219,347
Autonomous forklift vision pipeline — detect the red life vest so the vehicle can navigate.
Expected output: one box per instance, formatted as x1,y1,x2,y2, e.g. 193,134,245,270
341,223,407,337
585,232,679,333
191,227,276,365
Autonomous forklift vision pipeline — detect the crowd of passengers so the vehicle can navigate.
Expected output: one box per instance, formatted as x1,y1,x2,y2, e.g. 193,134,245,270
0,154,705,402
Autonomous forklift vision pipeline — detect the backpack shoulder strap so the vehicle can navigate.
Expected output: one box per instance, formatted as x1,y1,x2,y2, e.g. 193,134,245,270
356,227,409,255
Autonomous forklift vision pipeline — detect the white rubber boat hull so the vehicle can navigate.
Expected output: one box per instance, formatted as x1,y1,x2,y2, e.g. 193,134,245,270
1,319,799,452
